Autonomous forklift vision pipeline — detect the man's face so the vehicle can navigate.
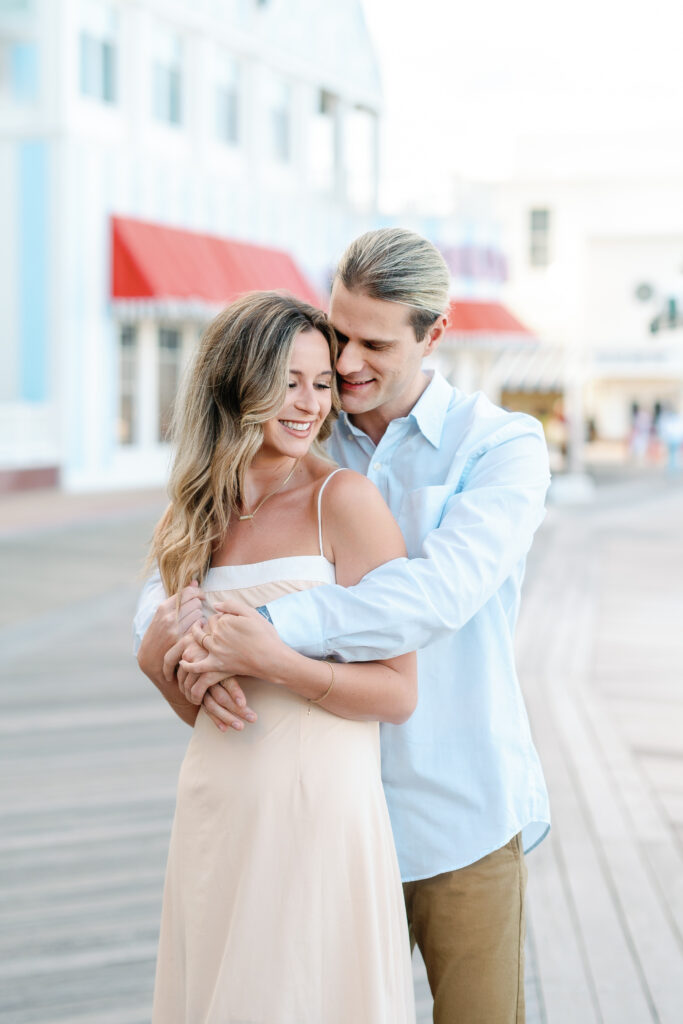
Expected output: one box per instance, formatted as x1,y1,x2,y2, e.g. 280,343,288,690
329,280,440,420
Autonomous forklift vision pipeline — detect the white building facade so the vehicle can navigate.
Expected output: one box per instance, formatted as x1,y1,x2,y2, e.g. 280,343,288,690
0,0,381,491
493,168,683,443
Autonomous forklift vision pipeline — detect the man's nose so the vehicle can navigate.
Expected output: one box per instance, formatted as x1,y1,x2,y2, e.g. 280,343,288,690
336,340,364,376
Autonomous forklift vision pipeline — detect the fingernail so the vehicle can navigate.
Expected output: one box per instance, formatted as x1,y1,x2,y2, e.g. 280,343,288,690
245,712,256,722
231,720,243,730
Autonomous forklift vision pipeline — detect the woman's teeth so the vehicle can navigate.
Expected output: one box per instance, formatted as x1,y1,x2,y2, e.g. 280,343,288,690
281,421,312,432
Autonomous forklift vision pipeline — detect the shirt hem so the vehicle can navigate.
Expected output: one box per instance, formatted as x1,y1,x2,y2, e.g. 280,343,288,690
399,817,551,884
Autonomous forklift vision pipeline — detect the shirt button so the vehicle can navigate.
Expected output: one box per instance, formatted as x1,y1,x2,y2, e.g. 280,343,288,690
373,461,382,471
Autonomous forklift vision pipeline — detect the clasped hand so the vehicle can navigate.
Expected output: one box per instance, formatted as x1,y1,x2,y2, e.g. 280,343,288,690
177,596,284,730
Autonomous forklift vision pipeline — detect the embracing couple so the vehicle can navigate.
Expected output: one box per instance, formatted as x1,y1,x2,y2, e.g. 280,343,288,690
135,228,550,1024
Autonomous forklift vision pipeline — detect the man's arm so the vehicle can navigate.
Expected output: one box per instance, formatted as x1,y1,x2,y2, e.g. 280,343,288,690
134,577,204,725
134,574,256,729
267,425,550,662
133,571,166,655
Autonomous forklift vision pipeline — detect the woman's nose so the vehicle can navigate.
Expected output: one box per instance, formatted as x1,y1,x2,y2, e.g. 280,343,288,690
295,386,319,412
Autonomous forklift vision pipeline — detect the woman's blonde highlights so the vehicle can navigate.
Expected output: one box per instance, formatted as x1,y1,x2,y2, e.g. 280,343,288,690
148,292,339,598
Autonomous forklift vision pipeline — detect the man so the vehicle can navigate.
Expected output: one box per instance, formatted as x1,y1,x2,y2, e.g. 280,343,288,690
135,228,550,1023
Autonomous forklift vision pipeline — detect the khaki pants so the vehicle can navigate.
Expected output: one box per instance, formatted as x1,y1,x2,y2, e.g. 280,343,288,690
403,834,527,1024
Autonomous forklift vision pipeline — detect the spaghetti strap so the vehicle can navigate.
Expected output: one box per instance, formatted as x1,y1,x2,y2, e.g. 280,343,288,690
317,468,346,556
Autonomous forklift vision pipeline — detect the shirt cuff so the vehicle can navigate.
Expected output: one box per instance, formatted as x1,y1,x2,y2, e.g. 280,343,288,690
267,588,326,659
132,605,155,655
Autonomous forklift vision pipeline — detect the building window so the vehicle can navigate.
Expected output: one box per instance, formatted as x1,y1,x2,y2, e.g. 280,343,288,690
345,106,376,209
216,54,240,145
529,208,551,267
269,75,291,163
79,1,117,103
153,28,182,126
158,327,181,441
118,325,137,445
310,89,337,192
0,39,38,104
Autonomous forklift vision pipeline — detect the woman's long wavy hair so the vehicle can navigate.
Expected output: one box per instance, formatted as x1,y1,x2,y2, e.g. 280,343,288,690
148,291,339,597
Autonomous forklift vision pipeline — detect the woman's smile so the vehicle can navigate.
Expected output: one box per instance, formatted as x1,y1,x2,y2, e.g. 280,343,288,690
279,419,316,436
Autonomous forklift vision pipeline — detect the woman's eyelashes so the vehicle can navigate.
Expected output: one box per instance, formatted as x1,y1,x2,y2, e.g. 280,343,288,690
287,381,331,390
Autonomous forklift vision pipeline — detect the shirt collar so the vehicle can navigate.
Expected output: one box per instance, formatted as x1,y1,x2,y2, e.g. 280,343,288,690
407,369,452,448
339,370,452,450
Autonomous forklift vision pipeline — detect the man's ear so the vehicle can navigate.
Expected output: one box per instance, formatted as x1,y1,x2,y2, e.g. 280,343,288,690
423,315,448,357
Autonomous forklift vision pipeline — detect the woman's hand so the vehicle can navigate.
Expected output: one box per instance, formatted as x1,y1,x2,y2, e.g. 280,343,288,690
178,630,258,728
180,597,287,689
176,637,210,703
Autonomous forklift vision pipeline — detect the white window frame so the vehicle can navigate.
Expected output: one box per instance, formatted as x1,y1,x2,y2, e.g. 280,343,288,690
78,0,117,104
117,324,138,446
529,208,551,268
216,51,241,146
152,26,183,127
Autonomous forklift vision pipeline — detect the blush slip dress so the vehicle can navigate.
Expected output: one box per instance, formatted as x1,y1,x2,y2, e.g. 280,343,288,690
152,470,416,1024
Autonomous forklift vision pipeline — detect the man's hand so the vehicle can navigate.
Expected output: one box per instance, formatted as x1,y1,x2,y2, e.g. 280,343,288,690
137,580,205,686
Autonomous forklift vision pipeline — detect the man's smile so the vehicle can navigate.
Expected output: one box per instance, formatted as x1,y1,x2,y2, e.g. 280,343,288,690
339,377,376,390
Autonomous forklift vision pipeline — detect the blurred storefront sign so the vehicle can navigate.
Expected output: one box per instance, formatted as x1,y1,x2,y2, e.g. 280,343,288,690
440,245,507,284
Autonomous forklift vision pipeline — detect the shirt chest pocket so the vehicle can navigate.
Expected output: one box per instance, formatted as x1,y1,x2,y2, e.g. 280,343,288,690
397,484,455,556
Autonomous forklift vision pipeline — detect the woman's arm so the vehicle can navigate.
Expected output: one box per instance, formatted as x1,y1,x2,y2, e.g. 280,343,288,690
182,472,417,725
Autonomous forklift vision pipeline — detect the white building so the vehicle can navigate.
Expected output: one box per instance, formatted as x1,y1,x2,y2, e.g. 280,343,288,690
0,0,381,491
389,194,540,407
492,145,683,444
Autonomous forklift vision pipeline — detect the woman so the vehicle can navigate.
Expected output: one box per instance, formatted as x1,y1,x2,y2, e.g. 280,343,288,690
149,292,417,1024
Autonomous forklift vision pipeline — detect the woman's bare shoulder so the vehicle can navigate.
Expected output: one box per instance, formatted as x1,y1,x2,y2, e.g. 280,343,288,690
320,466,382,502
321,469,405,584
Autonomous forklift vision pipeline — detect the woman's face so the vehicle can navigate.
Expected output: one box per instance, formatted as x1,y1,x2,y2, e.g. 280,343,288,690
260,328,333,458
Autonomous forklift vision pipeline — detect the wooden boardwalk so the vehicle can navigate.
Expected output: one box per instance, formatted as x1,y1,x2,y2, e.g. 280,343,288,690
518,479,683,1023
1,476,682,1022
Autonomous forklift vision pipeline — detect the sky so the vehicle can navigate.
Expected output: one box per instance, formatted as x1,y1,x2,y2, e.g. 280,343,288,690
361,0,683,212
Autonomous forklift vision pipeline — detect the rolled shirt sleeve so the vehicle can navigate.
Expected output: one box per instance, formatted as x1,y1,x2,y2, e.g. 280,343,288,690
132,570,166,655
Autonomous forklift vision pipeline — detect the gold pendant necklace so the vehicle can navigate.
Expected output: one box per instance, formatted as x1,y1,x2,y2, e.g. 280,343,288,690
238,459,299,521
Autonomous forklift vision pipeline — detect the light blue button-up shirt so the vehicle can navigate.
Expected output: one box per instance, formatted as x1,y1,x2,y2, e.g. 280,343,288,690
266,371,551,881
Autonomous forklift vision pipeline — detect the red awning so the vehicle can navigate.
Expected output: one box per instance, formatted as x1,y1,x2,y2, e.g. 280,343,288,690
111,216,320,308
446,299,533,338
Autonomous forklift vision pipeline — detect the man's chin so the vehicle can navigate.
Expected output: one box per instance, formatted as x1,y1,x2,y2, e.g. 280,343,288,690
339,381,379,415
341,394,375,415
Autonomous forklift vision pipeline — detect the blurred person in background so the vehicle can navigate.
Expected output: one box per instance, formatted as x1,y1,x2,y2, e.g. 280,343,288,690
145,291,417,1024
629,402,653,463
137,229,551,1024
657,405,683,473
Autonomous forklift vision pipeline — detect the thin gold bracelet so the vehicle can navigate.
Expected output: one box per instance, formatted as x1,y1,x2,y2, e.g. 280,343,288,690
309,660,335,704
